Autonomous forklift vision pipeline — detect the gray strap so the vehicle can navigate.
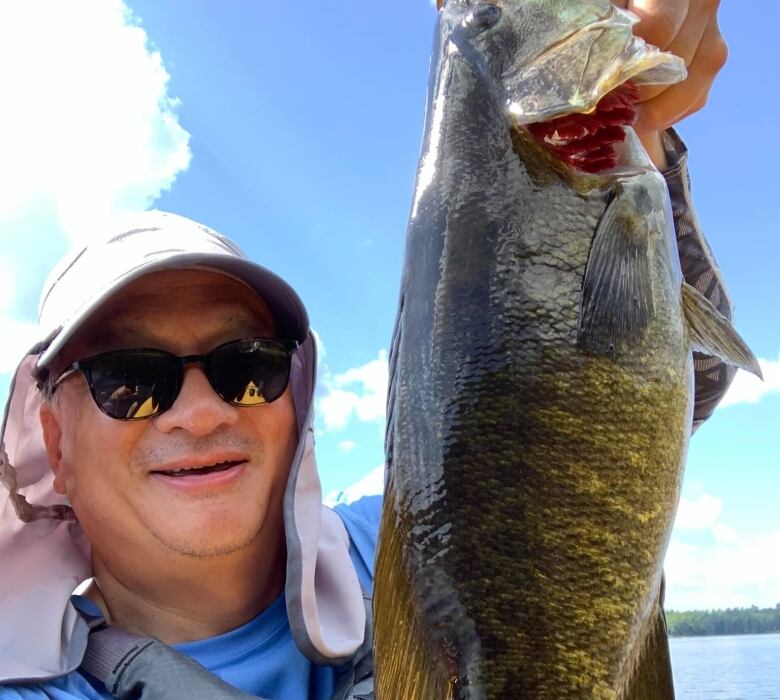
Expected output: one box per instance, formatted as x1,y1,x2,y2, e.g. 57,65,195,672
78,585,375,699
80,613,263,699
80,618,150,684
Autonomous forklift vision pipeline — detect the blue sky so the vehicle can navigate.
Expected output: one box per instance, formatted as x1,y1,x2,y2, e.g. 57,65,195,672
0,1,776,611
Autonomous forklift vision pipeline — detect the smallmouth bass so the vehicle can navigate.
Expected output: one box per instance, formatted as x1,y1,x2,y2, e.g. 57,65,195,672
374,1,761,698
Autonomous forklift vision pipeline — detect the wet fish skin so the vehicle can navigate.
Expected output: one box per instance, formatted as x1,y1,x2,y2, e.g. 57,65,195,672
374,2,758,699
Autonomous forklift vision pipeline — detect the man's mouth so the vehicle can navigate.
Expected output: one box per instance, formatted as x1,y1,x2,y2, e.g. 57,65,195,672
153,460,246,478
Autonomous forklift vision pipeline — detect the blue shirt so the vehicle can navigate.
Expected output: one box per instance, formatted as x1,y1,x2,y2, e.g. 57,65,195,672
0,495,382,700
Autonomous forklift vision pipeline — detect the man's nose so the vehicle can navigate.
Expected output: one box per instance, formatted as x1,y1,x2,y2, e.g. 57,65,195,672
153,365,239,435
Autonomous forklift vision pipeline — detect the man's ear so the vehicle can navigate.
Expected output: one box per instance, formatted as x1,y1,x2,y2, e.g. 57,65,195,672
40,403,67,495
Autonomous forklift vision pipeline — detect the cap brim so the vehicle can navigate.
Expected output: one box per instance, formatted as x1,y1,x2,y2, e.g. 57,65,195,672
36,252,309,370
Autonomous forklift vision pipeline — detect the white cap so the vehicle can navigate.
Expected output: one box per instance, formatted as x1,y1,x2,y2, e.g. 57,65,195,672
36,210,309,371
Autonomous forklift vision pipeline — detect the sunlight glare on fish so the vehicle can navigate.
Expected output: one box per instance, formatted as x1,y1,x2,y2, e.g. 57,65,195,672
412,40,459,220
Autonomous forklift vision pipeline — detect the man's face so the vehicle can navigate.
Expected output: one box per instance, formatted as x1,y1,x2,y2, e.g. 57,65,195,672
40,269,299,562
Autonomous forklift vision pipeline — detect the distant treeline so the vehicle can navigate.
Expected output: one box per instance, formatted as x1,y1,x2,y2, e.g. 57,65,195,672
666,605,780,637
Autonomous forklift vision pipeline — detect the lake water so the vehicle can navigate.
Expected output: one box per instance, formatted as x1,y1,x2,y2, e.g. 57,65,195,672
670,633,780,699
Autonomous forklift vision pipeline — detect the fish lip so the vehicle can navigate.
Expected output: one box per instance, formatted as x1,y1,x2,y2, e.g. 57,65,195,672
149,453,249,474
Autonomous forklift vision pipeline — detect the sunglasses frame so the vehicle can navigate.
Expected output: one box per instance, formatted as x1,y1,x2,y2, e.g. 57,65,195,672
53,337,300,421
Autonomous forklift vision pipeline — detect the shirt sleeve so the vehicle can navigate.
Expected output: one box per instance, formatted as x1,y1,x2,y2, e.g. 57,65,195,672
333,494,383,595
661,128,737,432
0,683,98,699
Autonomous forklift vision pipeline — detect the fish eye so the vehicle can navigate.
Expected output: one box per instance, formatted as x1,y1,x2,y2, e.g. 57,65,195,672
468,3,502,31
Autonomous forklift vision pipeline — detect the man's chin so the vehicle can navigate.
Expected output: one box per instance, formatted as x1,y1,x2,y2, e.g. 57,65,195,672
155,530,263,558
149,511,270,559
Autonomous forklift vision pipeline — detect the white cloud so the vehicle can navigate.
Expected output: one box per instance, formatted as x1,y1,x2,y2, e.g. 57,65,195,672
665,528,780,611
0,0,191,238
0,318,40,375
0,0,191,382
719,356,780,409
666,490,780,610
673,493,722,530
712,523,738,545
318,389,357,432
324,464,384,507
0,263,38,373
338,440,357,452
318,350,389,432
0,261,14,313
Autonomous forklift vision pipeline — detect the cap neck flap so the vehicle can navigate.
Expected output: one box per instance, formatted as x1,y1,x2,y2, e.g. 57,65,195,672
0,352,92,681
284,336,367,665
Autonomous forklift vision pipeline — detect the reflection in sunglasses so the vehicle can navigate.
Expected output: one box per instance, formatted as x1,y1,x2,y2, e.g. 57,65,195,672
104,383,157,419
238,381,266,406
109,385,136,401
128,395,159,419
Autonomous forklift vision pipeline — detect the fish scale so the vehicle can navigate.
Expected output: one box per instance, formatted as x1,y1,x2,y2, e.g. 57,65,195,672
374,2,760,699
416,301,690,696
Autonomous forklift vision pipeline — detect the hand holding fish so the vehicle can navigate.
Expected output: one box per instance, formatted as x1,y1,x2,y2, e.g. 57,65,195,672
615,0,728,167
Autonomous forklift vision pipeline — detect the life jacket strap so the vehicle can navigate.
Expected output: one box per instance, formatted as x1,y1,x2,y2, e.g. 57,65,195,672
78,594,376,700
78,610,262,699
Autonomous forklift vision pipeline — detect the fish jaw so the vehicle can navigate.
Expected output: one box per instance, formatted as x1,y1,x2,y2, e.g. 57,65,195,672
440,0,686,123
502,2,686,124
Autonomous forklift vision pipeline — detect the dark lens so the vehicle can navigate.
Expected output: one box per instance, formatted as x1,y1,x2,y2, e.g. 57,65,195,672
89,351,180,420
208,339,292,406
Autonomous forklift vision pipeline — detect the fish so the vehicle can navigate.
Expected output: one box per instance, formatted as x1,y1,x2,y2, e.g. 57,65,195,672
373,1,762,698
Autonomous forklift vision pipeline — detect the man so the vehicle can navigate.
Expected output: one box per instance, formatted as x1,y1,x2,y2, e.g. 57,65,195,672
0,215,380,698
0,1,733,697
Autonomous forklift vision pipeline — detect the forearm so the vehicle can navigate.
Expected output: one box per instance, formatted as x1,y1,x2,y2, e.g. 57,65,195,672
642,131,669,171
661,129,736,431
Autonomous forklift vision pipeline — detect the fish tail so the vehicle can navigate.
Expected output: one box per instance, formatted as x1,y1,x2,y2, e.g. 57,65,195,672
373,475,455,700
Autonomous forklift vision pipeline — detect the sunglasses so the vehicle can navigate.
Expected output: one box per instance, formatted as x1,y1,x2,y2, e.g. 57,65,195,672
53,337,299,421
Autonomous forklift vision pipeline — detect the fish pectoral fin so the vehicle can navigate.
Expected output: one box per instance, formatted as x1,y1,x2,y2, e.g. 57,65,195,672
681,282,763,379
577,189,654,356
622,593,676,700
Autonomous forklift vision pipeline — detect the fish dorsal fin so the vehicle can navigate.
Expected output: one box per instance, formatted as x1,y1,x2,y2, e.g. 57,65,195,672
681,282,763,378
577,187,654,356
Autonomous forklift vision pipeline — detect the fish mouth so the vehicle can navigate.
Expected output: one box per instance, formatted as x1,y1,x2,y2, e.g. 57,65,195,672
496,2,685,177
524,81,648,176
